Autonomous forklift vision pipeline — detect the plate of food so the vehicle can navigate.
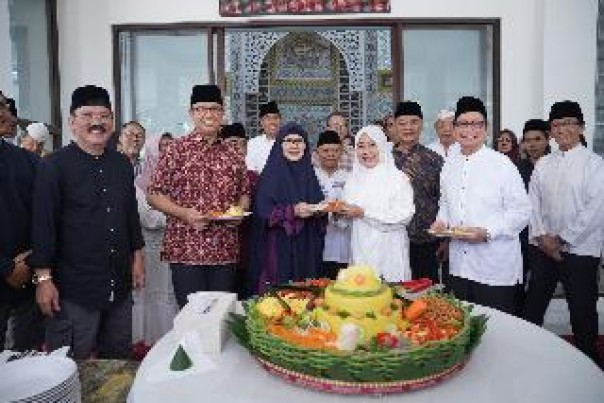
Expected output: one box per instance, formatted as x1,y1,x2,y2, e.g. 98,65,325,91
427,227,474,239
206,206,251,221
308,200,345,214
228,265,488,395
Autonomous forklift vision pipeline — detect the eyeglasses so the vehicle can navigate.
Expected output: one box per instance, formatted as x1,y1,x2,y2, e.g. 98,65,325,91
454,121,485,129
75,112,112,122
283,138,305,145
192,105,223,114
550,119,580,130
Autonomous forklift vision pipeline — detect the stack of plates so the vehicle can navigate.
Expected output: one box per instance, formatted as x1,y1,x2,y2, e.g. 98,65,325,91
0,356,81,402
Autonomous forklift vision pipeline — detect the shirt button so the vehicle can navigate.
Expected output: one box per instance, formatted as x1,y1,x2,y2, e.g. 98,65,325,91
110,249,116,253
99,169,103,173
102,188,107,193
110,228,115,232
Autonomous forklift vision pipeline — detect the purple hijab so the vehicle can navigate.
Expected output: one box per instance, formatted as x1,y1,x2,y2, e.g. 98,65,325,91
247,122,325,296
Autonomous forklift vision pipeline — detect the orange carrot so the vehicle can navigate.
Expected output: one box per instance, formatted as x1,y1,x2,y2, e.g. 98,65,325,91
405,299,428,321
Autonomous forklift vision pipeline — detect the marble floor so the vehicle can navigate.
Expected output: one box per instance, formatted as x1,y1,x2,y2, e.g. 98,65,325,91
543,297,604,335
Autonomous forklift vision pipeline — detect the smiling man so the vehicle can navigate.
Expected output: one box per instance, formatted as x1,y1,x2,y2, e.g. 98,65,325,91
431,96,531,315
524,101,604,367
147,85,250,307
30,85,145,359
392,101,444,283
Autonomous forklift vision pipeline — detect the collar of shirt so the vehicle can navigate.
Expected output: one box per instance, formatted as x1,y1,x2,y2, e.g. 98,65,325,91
460,144,486,160
188,130,221,145
69,141,108,160
558,144,584,158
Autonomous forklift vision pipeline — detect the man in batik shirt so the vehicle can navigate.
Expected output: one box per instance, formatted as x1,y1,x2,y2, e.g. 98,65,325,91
148,85,250,308
392,101,444,282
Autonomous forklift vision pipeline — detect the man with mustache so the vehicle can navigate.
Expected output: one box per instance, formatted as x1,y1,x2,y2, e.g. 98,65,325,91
30,85,145,359
0,98,42,352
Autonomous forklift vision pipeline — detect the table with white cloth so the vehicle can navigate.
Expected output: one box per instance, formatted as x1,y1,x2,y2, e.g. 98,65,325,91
128,306,604,403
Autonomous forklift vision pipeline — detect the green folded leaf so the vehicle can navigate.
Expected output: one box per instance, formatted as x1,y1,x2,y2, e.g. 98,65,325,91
170,345,193,371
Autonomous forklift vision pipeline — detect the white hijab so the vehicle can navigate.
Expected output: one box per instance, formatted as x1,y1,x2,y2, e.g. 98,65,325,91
345,125,402,214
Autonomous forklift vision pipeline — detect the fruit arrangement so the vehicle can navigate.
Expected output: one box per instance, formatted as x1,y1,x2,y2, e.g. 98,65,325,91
229,266,487,391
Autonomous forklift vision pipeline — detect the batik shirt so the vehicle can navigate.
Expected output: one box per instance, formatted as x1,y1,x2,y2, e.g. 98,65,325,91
149,132,250,265
393,143,444,243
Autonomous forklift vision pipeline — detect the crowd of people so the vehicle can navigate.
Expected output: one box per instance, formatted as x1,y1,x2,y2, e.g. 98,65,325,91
0,84,602,369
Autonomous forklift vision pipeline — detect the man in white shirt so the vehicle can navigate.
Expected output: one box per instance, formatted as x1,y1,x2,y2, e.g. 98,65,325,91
524,101,604,367
427,109,461,160
245,101,280,174
313,130,350,278
430,96,531,315
326,111,354,172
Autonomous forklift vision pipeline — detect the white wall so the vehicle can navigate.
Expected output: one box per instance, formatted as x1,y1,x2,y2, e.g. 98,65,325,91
0,0,14,97
56,0,598,144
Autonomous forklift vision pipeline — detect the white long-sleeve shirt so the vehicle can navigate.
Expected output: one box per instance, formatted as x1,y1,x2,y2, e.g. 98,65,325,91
528,145,604,258
314,167,350,264
437,146,531,286
245,134,275,173
427,141,461,160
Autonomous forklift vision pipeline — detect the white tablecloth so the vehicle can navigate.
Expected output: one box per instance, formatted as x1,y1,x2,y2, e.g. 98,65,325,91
128,306,604,403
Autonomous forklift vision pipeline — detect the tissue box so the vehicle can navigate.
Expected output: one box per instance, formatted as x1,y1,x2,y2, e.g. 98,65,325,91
172,292,237,354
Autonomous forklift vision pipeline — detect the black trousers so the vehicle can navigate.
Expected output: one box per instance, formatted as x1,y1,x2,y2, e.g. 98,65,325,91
322,261,348,280
448,275,517,315
409,241,440,282
0,297,43,351
170,263,238,309
45,297,132,360
523,248,600,365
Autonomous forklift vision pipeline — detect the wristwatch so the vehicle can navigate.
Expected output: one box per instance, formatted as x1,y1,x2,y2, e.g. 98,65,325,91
485,230,492,242
32,273,53,285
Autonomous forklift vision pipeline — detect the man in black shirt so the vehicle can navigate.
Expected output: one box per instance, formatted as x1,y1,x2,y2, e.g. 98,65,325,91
30,85,145,359
0,101,42,351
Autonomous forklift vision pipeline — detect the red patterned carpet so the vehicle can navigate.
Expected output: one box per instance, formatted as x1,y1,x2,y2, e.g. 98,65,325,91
560,335,604,369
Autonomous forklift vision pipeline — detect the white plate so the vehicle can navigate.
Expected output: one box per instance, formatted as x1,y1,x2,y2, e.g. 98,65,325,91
0,356,77,401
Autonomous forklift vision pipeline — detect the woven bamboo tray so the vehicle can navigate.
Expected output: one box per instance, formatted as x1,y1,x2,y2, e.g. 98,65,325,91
256,356,468,395
228,293,487,395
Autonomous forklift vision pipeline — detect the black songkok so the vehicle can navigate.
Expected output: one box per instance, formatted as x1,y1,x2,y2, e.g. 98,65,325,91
455,96,487,121
394,101,423,119
221,123,247,139
523,119,549,135
259,101,280,118
70,85,112,113
548,100,584,124
316,130,341,147
190,84,223,106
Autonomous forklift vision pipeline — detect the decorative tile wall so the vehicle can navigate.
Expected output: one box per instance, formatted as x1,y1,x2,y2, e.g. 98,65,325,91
226,28,393,139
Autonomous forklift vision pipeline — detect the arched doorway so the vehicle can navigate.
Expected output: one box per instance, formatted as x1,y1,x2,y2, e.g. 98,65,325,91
226,28,393,140
250,32,350,144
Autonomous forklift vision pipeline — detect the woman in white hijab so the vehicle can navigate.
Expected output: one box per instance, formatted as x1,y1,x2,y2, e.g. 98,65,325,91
341,125,415,281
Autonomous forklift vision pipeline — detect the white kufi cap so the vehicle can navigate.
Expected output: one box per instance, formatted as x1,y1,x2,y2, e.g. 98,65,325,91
26,122,49,143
